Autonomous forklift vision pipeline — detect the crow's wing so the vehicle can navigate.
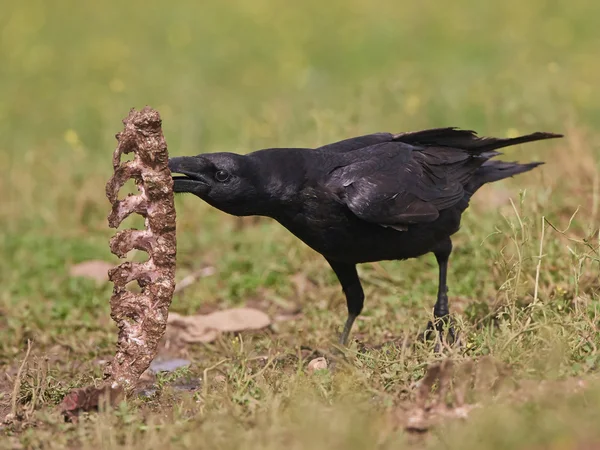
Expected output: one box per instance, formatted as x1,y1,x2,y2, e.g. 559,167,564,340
327,141,482,228
317,133,395,153
318,128,487,154
322,127,558,229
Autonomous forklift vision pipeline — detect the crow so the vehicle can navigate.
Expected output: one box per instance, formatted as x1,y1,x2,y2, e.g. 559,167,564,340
169,127,561,346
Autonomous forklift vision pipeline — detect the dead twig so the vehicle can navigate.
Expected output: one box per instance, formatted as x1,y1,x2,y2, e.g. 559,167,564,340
174,267,216,294
8,340,33,421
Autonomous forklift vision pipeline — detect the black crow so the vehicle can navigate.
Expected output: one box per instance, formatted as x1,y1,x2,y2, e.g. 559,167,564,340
169,127,561,345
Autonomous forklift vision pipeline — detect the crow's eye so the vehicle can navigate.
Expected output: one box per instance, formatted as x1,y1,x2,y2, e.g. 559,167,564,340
215,170,230,182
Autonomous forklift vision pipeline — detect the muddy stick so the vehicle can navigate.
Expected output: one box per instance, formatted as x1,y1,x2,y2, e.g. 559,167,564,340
104,107,177,389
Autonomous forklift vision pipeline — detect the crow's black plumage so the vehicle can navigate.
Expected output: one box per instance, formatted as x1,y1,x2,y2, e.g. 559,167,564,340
169,127,562,345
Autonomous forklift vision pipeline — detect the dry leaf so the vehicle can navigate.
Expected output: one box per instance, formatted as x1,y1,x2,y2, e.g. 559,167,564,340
69,260,113,284
167,307,271,343
290,272,316,298
307,357,328,373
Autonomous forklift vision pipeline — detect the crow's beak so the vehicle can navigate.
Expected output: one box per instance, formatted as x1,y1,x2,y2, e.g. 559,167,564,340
168,156,192,175
168,156,210,193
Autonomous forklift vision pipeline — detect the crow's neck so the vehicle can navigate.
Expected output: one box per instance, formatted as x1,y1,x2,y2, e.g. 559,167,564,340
248,148,311,217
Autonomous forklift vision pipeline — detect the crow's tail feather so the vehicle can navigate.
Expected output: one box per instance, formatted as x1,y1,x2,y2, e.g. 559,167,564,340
393,127,562,154
466,160,544,195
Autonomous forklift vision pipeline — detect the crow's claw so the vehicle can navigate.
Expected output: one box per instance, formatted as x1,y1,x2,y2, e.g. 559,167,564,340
421,317,458,352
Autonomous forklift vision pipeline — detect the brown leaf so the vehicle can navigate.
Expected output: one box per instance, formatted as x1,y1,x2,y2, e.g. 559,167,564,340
69,260,113,284
167,307,271,343
289,272,317,298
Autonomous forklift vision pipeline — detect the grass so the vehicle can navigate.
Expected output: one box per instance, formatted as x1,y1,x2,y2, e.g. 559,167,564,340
1,0,600,448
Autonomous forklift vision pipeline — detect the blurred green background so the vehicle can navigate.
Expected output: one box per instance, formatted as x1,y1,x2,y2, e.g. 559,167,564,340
1,0,598,355
2,0,599,225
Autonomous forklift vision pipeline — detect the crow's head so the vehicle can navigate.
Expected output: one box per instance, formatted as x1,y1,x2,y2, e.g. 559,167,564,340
169,153,262,216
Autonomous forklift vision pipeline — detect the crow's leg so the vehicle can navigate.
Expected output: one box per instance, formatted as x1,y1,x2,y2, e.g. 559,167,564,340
425,238,456,347
326,259,364,346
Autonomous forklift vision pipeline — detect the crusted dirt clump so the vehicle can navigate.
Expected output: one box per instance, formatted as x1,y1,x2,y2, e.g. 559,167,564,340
59,385,125,423
104,107,177,389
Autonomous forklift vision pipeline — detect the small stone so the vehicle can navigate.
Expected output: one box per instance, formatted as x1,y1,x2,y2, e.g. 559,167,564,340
307,357,328,373
149,358,190,373
214,374,227,383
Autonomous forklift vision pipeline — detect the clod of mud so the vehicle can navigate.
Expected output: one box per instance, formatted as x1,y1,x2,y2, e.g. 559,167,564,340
59,385,124,423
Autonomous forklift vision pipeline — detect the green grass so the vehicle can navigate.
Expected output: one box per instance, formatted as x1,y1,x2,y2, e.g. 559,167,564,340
1,0,600,448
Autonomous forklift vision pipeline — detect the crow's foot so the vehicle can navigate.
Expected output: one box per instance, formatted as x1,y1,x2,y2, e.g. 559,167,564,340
421,316,458,352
